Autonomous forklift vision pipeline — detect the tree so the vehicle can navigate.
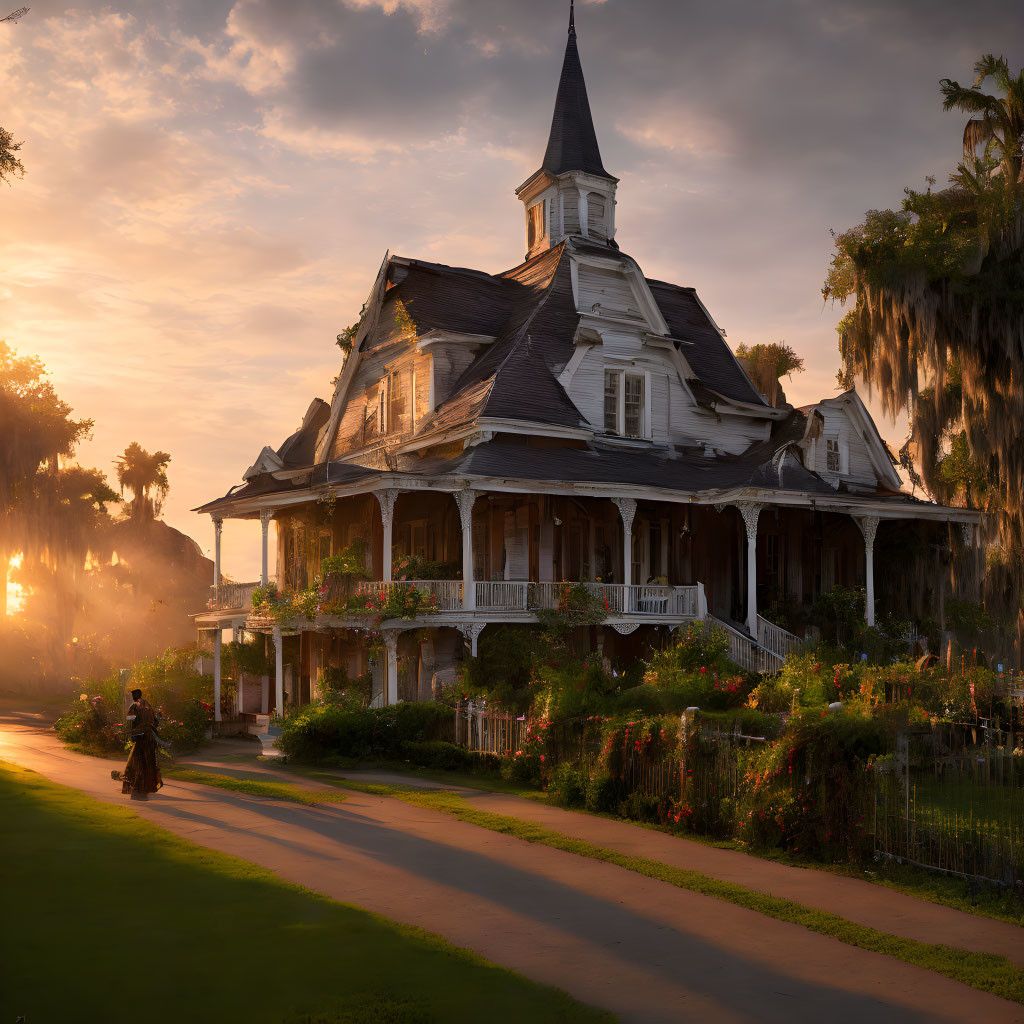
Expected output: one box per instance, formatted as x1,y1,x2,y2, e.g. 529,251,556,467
0,126,24,184
114,442,171,523
0,341,92,616
823,54,1024,657
734,342,804,407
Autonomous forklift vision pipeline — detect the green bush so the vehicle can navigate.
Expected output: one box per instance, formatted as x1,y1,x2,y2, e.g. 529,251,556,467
278,702,455,764
548,763,587,808
811,585,866,647
320,540,368,581
54,694,124,755
585,770,620,813
459,626,539,712
159,698,210,753
617,791,662,823
399,740,472,772
671,621,731,671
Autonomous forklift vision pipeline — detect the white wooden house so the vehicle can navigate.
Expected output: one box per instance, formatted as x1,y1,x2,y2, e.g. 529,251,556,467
195,8,978,716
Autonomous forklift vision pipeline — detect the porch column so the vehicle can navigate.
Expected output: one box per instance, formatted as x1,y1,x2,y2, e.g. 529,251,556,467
236,667,244,717
261,633,270,713
260,509,273,587
213,627,223,722
212,516,223,595
612,497,637,596
459,622,485,657
738,502,764,637
374,489,400,582
855,515,880,627
273,626,284,716
455,490,477,610
384,630,400,705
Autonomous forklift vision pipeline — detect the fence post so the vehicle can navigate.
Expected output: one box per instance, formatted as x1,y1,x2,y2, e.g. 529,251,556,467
681,707,699,806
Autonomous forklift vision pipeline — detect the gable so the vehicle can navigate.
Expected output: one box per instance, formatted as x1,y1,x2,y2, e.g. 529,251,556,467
801,393,901,491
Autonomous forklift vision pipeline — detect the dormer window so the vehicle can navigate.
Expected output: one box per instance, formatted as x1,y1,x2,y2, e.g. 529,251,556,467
527,201,546,250
603,369,647,439
826,437,841,473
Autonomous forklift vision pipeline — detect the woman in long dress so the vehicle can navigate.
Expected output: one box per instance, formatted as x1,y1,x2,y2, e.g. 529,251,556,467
120,688,163,800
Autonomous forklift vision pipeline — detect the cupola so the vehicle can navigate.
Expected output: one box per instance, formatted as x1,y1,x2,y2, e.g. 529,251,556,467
516,1,619,259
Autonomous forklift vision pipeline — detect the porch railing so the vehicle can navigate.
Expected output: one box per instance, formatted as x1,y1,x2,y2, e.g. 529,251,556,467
474,581,700,618
208,581,260,610
351,579,464,611
756,614,802,661
708,615,784,675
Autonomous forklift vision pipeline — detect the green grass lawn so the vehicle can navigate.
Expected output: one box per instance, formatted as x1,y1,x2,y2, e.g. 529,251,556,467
0,762,613,1024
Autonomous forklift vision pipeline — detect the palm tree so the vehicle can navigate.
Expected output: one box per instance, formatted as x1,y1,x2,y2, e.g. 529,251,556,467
941,55,1024,192
115,442,171,524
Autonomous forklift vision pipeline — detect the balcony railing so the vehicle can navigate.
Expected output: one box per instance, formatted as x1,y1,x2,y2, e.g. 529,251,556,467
474,581,699,617
208,581,260,611
250,578,702,622
354,579,464,611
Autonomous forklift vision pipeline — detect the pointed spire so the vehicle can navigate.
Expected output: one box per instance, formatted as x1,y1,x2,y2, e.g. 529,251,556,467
541,2,609,178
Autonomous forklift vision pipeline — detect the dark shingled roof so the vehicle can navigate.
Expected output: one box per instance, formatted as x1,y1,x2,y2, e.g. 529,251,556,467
369,261,517,349
432,243,585,430
541,15,610,179
647,280,765,406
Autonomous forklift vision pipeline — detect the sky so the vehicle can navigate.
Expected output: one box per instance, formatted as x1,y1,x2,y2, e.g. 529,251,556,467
2,0,1022,582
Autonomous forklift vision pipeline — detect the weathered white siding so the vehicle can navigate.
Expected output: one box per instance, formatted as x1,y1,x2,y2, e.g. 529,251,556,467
807,402,879,487
577,265,644,321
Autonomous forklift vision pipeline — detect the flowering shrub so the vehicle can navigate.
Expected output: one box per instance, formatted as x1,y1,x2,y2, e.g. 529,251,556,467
54,694,125,755
391,552,459,581
158,698,211,752
500,723,548,786
739,709,886,861
320,540,368,581
672,621,731,671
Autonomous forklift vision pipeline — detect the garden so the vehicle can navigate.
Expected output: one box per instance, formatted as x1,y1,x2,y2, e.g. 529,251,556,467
51,640,265,757
278,612,1024,897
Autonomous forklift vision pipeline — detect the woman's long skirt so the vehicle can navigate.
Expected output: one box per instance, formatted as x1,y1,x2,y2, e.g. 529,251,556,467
121,735,163,795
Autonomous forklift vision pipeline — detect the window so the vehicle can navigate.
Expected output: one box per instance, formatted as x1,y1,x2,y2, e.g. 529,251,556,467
378,387,387,435
604,371,619,431
624,374,644,438
603,370,646,438
826,437,841,472
527,201,545,249
587,191,607,239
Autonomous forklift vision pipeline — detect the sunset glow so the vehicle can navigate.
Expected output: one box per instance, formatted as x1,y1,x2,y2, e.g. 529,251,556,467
6,554,25,616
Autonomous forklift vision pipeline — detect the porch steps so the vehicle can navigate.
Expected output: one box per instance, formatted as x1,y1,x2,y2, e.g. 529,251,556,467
257,725,284,758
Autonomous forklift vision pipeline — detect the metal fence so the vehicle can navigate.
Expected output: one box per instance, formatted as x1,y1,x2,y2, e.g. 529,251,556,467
873,728,1023,886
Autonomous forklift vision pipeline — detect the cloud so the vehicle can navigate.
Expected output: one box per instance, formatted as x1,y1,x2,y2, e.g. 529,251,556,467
1,0,1022,575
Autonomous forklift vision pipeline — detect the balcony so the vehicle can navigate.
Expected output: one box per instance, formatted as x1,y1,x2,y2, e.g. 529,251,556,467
244,578,704,628
207,581,260,611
